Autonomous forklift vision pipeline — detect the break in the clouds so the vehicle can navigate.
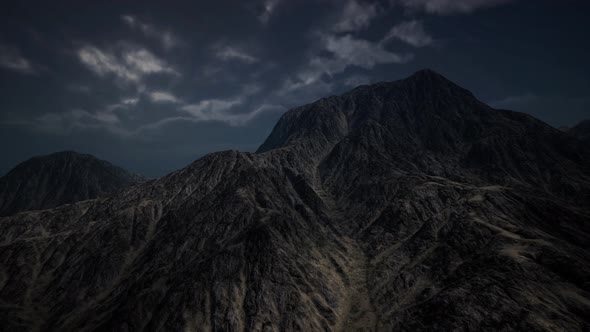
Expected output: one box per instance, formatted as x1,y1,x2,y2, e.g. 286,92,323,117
0,45,36,75
383,20,433,47
77,44,178,84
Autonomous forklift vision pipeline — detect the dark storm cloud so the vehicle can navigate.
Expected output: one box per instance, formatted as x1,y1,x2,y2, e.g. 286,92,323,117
383,20,433,47
0,44,37,75
330,0,379,33
395,0,516,14
0,0,589,176
120,15,182,50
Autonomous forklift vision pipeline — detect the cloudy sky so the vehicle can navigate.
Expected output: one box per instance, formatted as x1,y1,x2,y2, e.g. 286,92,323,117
1,0,589,176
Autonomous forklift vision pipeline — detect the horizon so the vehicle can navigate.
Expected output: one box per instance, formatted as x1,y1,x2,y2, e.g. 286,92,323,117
1,3,590,330
1,1,589,177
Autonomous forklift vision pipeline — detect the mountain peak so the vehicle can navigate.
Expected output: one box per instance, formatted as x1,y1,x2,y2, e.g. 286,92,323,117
38,150,93,161
48,150,85,156
258,69,481,154
0,151,144,216
406,68,446,80
401,68,471,94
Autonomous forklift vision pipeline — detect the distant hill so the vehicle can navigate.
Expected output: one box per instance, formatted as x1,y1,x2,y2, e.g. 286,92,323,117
0,151,144,216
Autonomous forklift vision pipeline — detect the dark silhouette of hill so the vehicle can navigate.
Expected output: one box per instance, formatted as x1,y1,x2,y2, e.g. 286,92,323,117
0,151,144,216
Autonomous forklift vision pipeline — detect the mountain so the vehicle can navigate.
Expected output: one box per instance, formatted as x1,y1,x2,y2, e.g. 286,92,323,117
0,151,144,216
569,119,590,144
1,70,589,331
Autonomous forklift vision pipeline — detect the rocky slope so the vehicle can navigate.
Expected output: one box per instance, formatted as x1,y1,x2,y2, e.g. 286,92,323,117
0,151,144,216
569,119,590,144
0,70,589,331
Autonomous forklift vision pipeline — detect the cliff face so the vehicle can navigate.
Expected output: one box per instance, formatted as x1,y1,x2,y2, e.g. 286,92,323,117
1,70,589,331
0,151,144,216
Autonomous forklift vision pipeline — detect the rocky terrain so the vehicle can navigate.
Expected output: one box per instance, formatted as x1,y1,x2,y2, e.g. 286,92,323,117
0,70,589,331
0,151,144,217
568,119,590,144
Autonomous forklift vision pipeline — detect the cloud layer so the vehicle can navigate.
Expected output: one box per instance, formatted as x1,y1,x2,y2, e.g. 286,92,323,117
332,0,378,33
2,0,574,178
77,45,177,83
0,45,36,75
383,20,433,47
214,44,259,64
121,15,181,50
397,0,514,14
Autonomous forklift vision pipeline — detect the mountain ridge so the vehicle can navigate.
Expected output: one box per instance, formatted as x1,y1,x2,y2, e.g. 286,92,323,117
259,69,590,202
0,70,589,331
